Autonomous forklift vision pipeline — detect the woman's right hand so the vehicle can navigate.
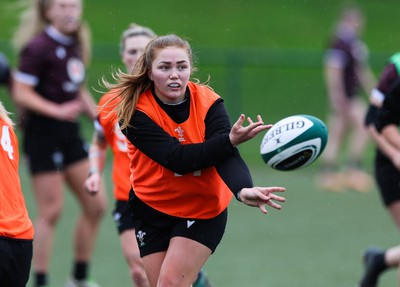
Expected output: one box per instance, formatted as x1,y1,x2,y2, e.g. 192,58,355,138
84,172,101,195
55,100,83,122
229,114,272,147
238,186,286,214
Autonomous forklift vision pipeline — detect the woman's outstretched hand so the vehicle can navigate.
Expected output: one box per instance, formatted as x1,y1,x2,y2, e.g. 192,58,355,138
238,186,286,214
229,114,272,147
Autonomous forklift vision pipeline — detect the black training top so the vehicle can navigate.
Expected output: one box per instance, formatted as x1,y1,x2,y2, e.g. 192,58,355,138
375,63,400,132
122,87,253,199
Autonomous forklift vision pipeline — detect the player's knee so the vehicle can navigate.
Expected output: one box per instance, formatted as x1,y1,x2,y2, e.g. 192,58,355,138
83,197,107,221
94,199,107,217
157,275,175,287
131,265,149,287
157,273,192,287
40,205,63,225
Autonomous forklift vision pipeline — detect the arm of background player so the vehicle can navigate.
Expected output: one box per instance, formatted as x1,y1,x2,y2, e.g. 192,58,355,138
324,57,348,113
12,79,83,122
375,79,400,146
366,102,400,169
366,75,400,168
13,42,83,122
84,119,108,194
358,64,376,97
381,124,400,151
368,124,400,169
79,85,97,121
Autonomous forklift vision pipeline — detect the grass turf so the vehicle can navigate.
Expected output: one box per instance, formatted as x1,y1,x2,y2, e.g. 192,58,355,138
17,161,398,286
0,0,399,285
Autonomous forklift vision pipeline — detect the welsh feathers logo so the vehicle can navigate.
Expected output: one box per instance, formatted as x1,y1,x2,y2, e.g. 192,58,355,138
175,126,185,142
136,230,146,247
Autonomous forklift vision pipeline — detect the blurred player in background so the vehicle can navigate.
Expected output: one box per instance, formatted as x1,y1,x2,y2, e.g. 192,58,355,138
12,0,107,286
0,52,11,88
0,100,34,287
84,24,212,287
0,52,26,127
105,34,285,287
359,53,400,287
318,5,375,193
85,23,153,287
0,53,34,287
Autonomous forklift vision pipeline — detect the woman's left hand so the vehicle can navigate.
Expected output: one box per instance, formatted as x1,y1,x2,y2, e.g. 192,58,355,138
229,114,272,147
238,186,286,214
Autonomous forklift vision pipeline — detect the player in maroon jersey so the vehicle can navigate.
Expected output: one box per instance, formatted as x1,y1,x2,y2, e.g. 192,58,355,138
12,1,106,286
317,5,375,193
359,53,400,287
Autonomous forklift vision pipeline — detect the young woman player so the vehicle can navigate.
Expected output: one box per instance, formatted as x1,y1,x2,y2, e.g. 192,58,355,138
12,0,106,286
85,24,212,287
318,5,375,193
104,34,286,287
359,53,400,287
0,53,34,287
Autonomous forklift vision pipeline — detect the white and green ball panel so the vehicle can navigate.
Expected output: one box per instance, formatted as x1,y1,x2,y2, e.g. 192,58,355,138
260,115,328,171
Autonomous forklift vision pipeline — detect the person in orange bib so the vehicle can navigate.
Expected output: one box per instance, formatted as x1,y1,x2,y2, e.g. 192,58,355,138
0,99,34,287
85,24,154,287
104,34,286,287
12,1,106,286
85,24,212,287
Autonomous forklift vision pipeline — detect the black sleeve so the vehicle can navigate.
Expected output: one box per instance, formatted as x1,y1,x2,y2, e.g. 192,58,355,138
122,100,236,175
207,100,254,200
0,52,10,86
215,151,253,201
122,99,254,200
365,104,379,127
375,80,400,132
204,99,232,138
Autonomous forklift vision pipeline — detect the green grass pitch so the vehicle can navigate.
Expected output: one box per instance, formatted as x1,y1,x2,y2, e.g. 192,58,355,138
1,0,400,286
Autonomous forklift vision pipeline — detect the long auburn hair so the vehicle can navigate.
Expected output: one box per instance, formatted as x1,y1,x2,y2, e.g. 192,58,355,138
102,34,197,130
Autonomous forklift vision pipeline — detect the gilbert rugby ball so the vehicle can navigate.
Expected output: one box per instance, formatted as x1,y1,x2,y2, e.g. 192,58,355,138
260,115,328,171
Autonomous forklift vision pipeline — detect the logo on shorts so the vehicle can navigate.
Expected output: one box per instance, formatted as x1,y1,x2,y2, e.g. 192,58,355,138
187,220,195,228
137,230,146,247
113,212,122,227
52,151,64,170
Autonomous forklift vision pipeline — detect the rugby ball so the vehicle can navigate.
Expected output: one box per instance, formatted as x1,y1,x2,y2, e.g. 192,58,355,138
260,115,328,171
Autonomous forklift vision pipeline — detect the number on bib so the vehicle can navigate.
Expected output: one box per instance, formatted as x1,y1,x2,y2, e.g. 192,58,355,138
175,170,201,177
1,125,14,160
114,122,128,152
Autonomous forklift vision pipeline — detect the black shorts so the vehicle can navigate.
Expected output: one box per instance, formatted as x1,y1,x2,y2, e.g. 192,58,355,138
129,190,227,257
113,200,135,234
375,153,400,207
0,237,33,287
23,121,88,174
